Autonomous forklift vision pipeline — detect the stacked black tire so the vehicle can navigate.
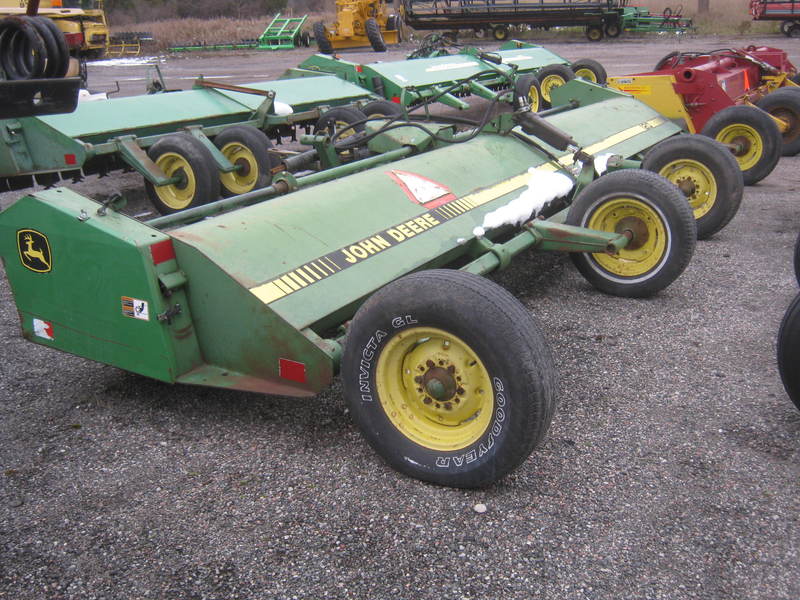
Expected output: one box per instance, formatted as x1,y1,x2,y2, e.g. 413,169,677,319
0,16,69,80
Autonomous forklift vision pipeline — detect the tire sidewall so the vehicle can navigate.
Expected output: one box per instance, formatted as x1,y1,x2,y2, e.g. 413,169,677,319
642,135,742,239
145,134,219,215
778,292,800,411
566,170,695,297
343,279,547,487
701,105,781,185
214,126,274,197
756,88,800,156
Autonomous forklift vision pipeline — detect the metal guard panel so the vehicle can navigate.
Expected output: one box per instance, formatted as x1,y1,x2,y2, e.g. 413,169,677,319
174,98,676,331
0,189,180,382
364,54,515,87
37,76,370,141
362,48,566,89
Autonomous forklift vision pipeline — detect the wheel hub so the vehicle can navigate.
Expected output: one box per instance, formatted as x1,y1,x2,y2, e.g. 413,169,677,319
415,359,465,412
729,135,752,156
615,215,649,250
234,157,251,177
173,167,188,190
675,176,697,198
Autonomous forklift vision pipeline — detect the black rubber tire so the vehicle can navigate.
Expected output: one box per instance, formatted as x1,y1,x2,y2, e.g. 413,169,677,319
570,58,607,84
777,291,800,411
789,24,800,38
145,133,220,215
585,24,604,41
513,73,542,111
756,88,800,156
30,16,63,78
315,106,368,138
33,16,68,78
361,100,404,118
214,125,277,198
535,63,575,108
565,169,696,297
313,21,333,54
654,51,680,71
700,105,782,186
780,20,794,36
492,24,510,41
0,17,46,80
642,135,743,240
365,18,386,52
604,20,622,38
341,269,557,488
794,231,800,286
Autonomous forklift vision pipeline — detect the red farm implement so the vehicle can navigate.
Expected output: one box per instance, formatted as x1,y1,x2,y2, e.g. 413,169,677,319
609,45,800,185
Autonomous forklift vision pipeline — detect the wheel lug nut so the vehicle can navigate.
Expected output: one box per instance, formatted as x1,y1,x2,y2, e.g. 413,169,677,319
423,397,433,405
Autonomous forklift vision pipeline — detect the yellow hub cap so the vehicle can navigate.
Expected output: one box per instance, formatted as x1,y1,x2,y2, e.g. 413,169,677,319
658,158,717,219
219,142,259,195
573,68,597,82
587,197,667,277
715,123,763,171
154,152,196,210
376,327,493,451
540,75,566,102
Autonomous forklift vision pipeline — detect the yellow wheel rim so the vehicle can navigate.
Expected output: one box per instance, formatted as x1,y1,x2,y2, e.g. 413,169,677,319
526,85,541,112
658,158,717,219
154,152,196,210
540,75,566,102
573,68,597,82
715,123,763,171
375,327,493,451
219,142,259,195
587,197,668,277
329,119,358,140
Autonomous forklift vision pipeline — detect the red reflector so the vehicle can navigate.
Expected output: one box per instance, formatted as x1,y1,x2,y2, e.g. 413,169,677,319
279,358,306,383
356,65,363,72
150,239,176,265
391,96,401,103
64,32,84,48
64,154,77,166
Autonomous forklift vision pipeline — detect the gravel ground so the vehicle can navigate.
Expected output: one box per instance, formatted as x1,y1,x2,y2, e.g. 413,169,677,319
1,33,799,599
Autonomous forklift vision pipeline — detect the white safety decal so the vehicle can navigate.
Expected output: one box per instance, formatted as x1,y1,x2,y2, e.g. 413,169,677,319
33,318,54,340
387,170,456,208
121,296,150,321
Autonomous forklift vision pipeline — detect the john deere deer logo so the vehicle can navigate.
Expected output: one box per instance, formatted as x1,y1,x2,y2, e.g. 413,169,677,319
17,229,52,273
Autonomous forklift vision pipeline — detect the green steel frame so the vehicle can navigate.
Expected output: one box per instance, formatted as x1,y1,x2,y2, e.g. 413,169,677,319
0,80,683,396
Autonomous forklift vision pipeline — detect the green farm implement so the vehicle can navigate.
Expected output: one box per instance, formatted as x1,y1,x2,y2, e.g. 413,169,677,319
293,42,607,111
2,74,750,486
168,13,310,52
0,74,373,212
399,0,692,41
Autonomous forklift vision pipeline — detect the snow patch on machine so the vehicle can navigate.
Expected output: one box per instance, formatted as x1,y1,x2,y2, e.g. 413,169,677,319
473,169,574,237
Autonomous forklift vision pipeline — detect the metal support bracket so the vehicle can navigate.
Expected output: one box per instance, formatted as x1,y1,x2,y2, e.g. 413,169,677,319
183,126,236,173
